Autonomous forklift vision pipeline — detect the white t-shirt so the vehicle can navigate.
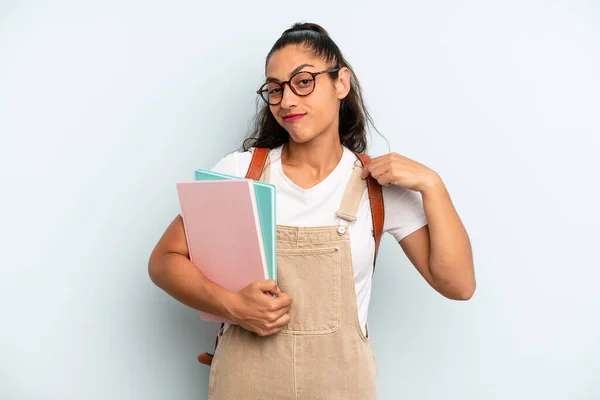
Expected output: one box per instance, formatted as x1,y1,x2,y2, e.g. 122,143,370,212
211,145,428,334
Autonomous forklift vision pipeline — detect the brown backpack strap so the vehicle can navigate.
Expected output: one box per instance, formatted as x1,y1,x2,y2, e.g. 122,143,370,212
353,152,385,268
245,148,270,180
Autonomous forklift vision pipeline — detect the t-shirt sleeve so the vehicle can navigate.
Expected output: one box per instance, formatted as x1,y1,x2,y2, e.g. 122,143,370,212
382,185,428,242
209,150,253,177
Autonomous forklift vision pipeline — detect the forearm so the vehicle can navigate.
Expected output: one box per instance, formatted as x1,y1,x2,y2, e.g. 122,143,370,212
421,175,475,299
148,252,239,319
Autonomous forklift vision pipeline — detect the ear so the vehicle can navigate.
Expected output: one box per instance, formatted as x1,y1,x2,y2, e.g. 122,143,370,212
335,67,351,100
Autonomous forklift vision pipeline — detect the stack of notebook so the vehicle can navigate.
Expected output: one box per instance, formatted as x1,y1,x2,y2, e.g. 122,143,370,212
176,169,276,323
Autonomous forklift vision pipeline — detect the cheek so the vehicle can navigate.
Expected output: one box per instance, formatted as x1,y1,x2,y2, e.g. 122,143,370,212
313,94,339,124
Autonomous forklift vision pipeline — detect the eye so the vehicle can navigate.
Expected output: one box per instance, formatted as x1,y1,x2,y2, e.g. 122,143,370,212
297,79,312,87
268,87,282,95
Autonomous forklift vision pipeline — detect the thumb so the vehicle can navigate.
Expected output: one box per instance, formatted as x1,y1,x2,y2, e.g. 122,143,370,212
361,163,370,179
255,279,280,294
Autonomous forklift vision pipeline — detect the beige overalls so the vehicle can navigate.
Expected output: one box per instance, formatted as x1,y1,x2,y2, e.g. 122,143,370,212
208,153,379,400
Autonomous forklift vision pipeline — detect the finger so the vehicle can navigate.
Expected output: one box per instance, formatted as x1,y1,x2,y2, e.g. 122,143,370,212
256,312,290,336
368,163,390,181
363,156,389,177
271,292,293,309
360,163,370,179
374,171,396,186
269,312,291,331
269,304,292,322
361,156,386,179
254,279,279,293
366,154,389,168
268,285,282,295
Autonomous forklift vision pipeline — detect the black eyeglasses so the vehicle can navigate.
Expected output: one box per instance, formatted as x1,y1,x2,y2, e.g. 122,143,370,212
257,68,341,106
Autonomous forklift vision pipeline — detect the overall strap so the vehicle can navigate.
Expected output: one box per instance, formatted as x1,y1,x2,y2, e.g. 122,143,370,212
248,148,385,268
335,160,367,222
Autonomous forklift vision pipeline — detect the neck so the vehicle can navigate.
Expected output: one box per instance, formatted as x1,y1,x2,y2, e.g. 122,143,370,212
282,133,344,174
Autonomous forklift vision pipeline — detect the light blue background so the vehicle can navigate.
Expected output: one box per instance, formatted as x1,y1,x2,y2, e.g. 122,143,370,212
1,1,599,399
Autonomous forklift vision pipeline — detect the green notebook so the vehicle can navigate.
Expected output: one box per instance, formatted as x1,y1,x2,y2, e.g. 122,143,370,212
194,168,277,282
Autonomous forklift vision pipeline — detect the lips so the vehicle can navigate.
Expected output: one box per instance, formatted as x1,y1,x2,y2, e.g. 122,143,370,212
282,113,306,122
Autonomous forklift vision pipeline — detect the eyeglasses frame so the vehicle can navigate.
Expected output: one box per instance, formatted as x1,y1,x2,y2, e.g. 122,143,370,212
256,67,341,105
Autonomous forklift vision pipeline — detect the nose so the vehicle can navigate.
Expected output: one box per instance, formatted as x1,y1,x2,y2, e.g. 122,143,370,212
279,82,298,110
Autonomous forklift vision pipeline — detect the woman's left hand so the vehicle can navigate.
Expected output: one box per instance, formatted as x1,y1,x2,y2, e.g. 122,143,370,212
360,152,440,193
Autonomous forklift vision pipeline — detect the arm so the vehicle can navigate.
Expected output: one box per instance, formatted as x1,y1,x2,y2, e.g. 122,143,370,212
148,215,240,319
400,175,475,300
362,153,476,300
148,215,293,335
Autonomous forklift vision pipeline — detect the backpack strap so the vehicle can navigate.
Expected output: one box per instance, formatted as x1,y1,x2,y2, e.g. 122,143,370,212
353,152,385,267
246,147,270,180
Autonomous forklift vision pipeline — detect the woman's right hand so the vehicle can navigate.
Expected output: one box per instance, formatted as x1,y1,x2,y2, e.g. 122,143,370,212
229,280,293,337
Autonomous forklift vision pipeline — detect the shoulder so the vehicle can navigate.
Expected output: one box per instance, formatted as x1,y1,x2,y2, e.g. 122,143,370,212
210,146,283,177
210,150,253,177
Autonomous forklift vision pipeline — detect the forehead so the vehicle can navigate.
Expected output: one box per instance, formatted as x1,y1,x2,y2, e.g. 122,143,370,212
266,45,326,79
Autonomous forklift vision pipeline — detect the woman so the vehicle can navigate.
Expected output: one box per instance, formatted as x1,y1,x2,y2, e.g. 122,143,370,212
148,22,475,400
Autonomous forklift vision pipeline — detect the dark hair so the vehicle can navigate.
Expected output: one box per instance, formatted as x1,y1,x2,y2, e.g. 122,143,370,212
242,22,378,154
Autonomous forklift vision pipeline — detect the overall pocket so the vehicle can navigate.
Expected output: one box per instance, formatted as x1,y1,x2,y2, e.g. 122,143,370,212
277,247,341,334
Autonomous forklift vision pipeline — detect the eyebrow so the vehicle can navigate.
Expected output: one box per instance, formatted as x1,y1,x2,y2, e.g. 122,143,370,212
266,64,315,83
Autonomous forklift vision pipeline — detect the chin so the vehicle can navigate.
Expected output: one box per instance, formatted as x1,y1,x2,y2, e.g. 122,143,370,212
286,129,317,144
